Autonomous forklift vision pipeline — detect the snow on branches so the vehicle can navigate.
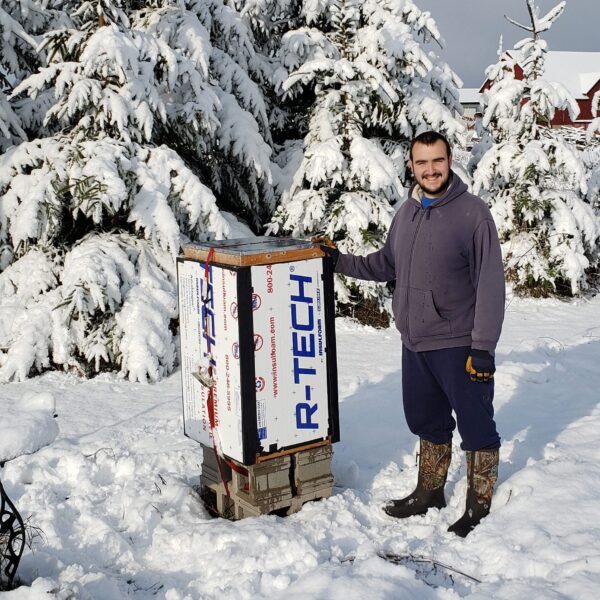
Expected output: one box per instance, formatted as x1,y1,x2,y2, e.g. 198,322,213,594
0,233,178,383
0,137,228,253
0,1,275,381
0,91,27,151
268,0,464,315
472,0,600,296
7,0,273,225
0,135,228,381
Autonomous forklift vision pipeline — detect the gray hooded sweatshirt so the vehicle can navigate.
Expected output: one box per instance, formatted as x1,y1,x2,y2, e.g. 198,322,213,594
336,173,505,352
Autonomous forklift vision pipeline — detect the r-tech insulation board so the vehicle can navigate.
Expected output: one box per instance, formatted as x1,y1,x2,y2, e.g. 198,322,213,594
177,237,339,466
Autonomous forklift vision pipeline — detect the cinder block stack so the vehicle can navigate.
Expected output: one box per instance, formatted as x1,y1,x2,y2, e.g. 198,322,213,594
200,443,334,519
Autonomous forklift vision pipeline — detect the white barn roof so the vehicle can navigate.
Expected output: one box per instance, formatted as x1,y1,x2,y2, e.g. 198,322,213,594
504,50,600,99
545,52,600,98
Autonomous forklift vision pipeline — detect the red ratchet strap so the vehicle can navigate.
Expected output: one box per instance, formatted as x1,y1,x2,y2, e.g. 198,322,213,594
202,247,232,496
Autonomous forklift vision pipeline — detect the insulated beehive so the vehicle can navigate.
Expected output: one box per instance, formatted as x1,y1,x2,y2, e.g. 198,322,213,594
177,237,340,466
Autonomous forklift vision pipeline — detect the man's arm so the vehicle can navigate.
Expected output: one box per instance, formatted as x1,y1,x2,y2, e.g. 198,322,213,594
469,219,505,352
336,248,395,282
334,221,397,282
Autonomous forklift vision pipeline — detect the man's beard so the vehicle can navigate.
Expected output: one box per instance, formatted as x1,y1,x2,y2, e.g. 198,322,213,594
417,172,451,196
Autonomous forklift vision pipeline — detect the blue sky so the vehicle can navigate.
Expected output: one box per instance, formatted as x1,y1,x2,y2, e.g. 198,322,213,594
417,0,600,87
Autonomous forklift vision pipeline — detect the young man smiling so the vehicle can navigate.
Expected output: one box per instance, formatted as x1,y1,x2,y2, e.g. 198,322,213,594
326,131,505,537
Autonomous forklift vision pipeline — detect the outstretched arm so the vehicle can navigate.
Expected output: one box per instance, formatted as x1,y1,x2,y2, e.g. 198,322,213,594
336,248,395,282
334,220,397,282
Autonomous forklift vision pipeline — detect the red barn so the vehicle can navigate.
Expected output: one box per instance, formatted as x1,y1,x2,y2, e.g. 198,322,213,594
467,51,600,127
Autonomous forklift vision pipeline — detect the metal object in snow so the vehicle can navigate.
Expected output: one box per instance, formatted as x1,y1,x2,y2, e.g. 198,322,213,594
0,481,25,590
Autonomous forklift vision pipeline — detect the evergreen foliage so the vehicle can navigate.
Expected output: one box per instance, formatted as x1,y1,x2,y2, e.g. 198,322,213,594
7,0,598,382
264,0,465,313
0,0,272,381
471,0,600,296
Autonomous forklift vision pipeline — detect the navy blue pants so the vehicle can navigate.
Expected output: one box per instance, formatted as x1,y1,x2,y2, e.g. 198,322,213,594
402,345,500,451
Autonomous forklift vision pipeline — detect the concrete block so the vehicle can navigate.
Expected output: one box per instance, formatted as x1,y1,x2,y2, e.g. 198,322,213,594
199,442,335,520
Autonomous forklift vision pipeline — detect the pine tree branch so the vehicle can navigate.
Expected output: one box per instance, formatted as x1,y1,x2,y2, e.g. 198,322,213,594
504,15,533,33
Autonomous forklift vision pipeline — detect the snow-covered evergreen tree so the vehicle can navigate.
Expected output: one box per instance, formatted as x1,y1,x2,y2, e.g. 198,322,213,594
229,0,303,156
0,0,273,382
585,93,600,216
471,0,600,296
0,1,73,143
266,0,465,318
0,90,26,151
1,2,38,149
586,91,600,139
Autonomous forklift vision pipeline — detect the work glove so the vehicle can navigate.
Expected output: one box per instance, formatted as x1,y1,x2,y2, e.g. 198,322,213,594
466,349,495,382
311,236,340,268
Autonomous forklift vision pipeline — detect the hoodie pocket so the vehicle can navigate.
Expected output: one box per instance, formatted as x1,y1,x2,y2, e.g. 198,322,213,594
407,287,451,340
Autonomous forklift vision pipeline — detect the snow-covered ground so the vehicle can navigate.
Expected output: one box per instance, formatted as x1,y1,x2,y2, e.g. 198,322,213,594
1,295,600,599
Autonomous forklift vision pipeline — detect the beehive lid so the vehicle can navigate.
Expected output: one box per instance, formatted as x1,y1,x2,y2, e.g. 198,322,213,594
182,237,324,266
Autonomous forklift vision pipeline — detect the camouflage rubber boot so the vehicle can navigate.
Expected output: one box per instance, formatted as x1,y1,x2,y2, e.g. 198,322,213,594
384,439,452,519
448,448,499,538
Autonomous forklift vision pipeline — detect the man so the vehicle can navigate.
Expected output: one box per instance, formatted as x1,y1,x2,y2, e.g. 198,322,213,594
323,131,505,537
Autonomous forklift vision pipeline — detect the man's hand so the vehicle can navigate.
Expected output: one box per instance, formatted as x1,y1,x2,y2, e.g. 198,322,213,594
311,236,340,267
311,235,336,249
466,349,495,382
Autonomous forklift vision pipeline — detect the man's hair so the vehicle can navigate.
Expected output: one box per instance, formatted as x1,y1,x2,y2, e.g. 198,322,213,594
409,131,452,160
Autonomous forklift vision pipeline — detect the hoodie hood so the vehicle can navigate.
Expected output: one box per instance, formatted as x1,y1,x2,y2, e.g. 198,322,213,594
408,171,468,209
